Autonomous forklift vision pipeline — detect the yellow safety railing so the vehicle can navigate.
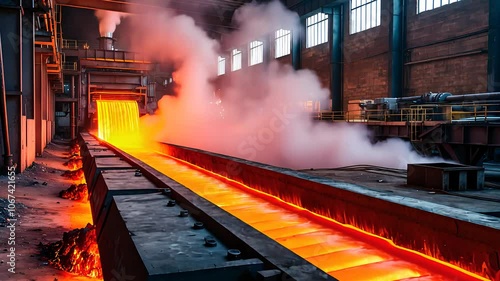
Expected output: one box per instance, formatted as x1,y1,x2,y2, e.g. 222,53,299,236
62,39,78,49
312,102,500,124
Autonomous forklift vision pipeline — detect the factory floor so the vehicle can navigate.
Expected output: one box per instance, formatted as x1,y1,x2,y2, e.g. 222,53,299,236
0,140,100,281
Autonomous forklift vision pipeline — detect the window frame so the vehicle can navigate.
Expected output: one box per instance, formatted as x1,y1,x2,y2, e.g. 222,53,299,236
231,49,242,72
305,12,329,48
417,0,461,14
249,40,264,66
350,0,381,35
217,56,226,76
275,29,291,58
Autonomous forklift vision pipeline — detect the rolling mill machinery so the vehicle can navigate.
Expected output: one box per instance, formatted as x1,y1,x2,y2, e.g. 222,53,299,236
319,92,500,165
56,33,174,137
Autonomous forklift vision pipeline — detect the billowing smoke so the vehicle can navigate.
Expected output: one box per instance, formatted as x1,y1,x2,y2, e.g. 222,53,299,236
225,0,301,46
94,10,126,37
128,1,436,169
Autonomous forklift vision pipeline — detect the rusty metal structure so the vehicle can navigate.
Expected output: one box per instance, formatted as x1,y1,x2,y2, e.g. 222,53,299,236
0,0,237,172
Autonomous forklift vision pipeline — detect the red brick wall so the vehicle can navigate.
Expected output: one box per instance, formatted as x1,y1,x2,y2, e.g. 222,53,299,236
276,54,293,66
301,42,330,89
405,0,489,96
342,0,391,109
217,0,490,110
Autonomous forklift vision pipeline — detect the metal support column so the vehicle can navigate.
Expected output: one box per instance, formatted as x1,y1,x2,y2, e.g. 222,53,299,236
292,20,302,70
23,0,34,121
331,5,344,115
22,0,35,171
70,75,76,139
0,0,24,171
263,36,271,64
0,36,12,168
390,0,405,98
488,0,500,91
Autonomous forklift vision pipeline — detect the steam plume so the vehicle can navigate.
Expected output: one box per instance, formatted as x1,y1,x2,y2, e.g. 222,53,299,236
127,1,438,169
94,10,126,37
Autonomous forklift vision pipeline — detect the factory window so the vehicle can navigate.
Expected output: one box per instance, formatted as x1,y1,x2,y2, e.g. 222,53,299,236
306,13,329,48
417,0,461,13
275,29,291,58
218,56,226,76
231,49,242,71
350,0,381,34
249,40,264,66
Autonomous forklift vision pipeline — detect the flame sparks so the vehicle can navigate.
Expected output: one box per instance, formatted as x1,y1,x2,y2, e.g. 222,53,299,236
39,224,102,278
59,184,89,202
44,139,102,279
61,168,85,182
64,158,83,170
69,139,81,157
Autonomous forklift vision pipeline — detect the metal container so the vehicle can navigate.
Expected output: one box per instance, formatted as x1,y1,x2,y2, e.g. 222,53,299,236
407,163,484,190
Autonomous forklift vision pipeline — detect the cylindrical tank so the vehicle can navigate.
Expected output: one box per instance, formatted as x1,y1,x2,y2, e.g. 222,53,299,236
98,36,115,50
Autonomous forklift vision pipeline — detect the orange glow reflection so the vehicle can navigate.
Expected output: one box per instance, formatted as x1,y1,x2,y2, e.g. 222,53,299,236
121,148,488,281
96,100,490,281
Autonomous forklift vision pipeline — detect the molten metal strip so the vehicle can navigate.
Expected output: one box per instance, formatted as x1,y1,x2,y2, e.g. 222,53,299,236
96,100,491,281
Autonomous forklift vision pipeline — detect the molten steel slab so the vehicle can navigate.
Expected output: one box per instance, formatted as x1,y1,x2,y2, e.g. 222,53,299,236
155,143,500,279
83,140,334,280
116,147,489,281
91,100,496,280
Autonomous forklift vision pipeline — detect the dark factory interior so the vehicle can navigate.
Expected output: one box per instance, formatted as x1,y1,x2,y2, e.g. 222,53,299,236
0,0,500,280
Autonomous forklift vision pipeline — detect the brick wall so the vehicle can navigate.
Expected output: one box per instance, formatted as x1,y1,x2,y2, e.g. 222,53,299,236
276,54,293,66
405,0,489,95
301,42,330,89
217,0,490,110
342,0,391,109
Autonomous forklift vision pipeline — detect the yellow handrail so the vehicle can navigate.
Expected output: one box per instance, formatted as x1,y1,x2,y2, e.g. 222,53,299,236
312,102,500,123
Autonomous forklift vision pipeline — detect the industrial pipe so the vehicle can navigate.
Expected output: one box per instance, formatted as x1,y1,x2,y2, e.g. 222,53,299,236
396,92,500,103
330,4,344,115
0,36,13,168
292,21,302,71
444,92,500,102
70,75,76,139
488,0,500,92
390,0,404,99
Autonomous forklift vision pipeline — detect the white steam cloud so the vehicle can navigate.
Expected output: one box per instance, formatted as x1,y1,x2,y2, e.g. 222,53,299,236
94,10,127,37
225,1,301,46
127,1,437,169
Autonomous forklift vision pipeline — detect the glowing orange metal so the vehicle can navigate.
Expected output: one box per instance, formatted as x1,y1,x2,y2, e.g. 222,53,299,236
96,100,142,148
97,100,490,281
